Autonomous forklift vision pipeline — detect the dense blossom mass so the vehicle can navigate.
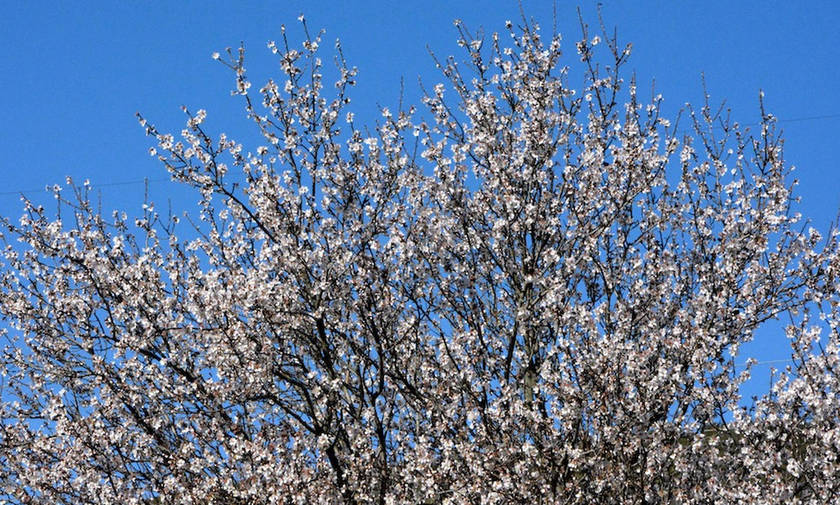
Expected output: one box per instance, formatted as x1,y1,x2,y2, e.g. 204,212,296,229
1,14,839,505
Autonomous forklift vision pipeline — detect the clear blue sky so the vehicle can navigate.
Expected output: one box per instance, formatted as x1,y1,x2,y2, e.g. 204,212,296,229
1,1,839,399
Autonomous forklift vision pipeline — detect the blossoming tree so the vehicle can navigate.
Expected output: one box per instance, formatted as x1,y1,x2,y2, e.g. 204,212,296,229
1,14,839,505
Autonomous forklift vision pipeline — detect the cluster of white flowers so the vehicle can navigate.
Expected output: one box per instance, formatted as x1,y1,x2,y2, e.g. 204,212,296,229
1,14,839,505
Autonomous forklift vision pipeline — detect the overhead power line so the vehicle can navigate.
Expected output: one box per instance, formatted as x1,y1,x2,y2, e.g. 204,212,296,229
735,358,793,368
0,177,171,197
776,113,840,123
0,111,837,199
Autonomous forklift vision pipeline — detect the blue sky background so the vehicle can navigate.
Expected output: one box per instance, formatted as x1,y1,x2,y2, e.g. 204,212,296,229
1,1,839,400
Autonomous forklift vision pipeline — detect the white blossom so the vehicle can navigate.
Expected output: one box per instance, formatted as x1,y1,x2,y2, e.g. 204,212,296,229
1,13,839,505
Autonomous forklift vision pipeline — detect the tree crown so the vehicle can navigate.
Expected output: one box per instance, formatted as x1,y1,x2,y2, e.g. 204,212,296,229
2,13,839,505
